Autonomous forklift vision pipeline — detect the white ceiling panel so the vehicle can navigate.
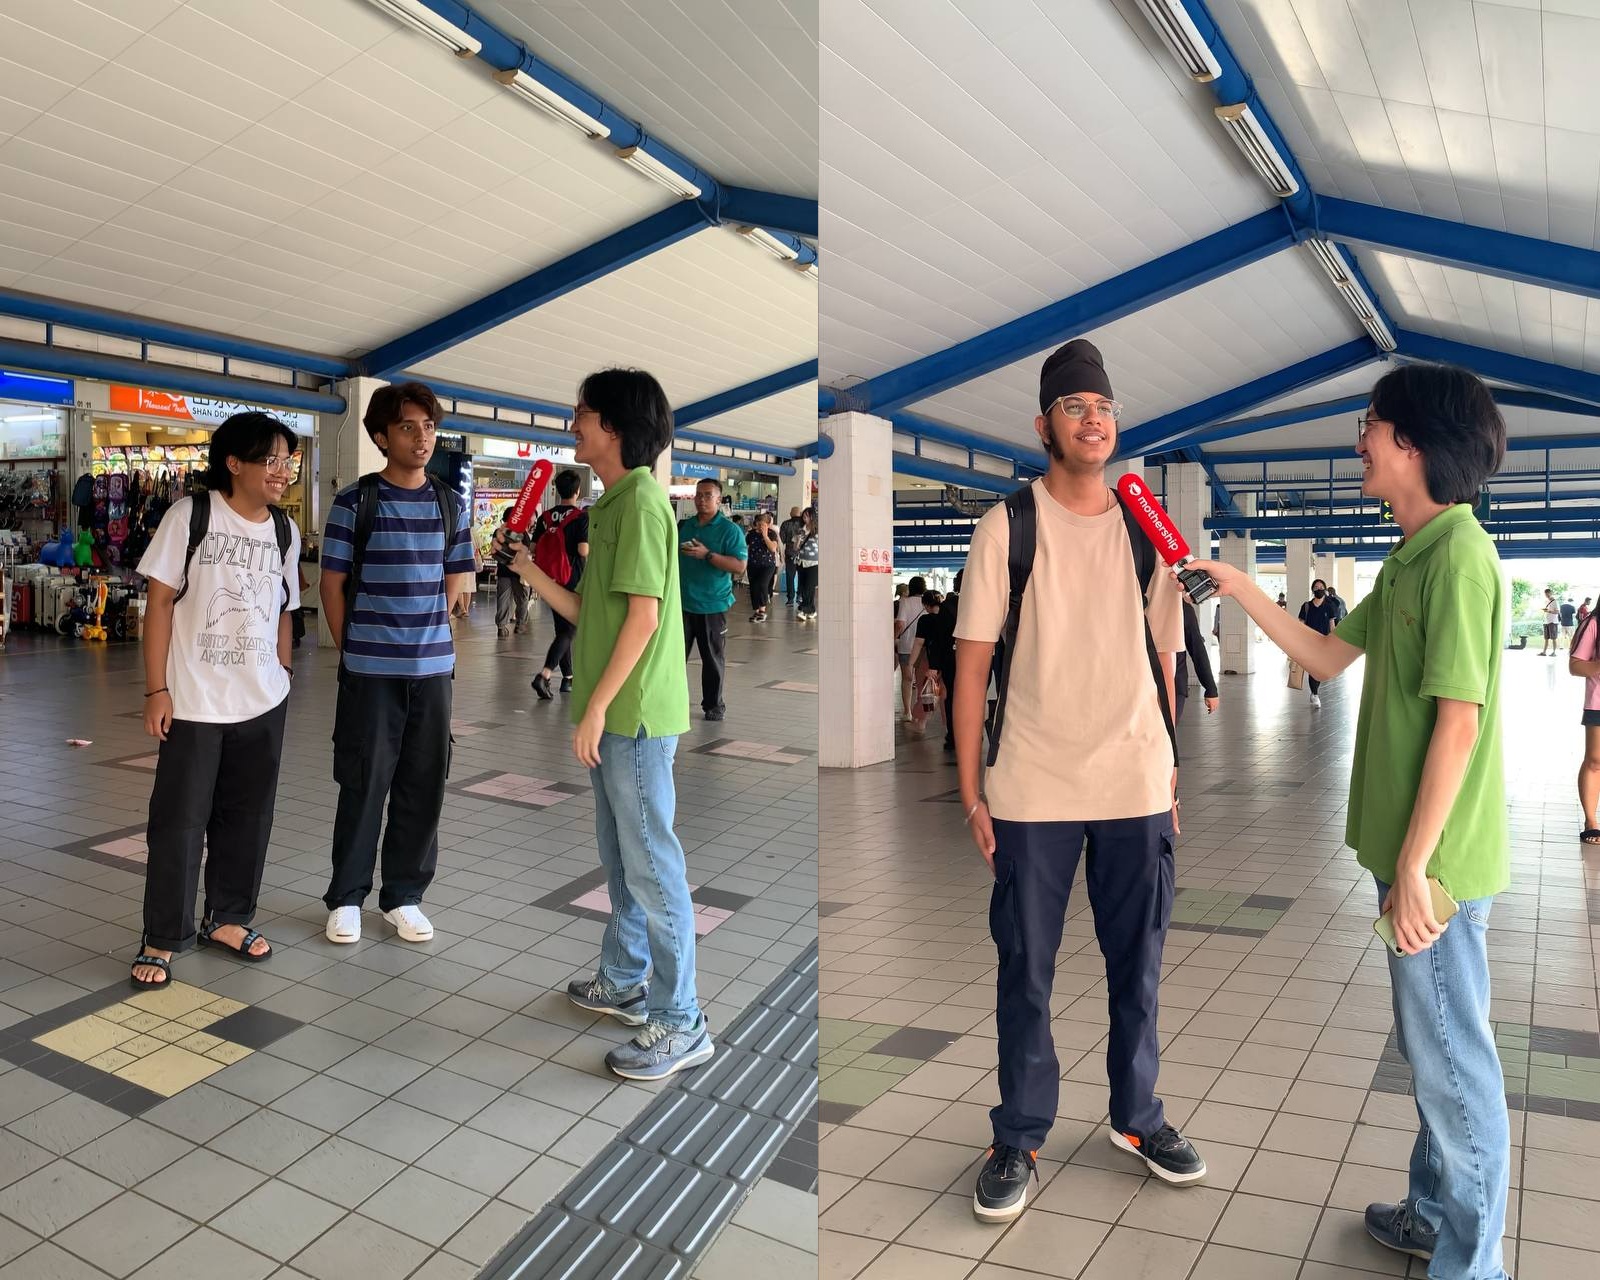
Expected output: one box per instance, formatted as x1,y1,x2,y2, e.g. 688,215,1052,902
471,0,817,198
686,381,819,450
899,251,1361,448
412,225,816,439
1210,403,1600,458
821,0,1278,389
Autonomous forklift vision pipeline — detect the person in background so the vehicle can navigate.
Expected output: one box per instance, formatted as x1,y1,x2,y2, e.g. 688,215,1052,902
745,510,781,623
911,588,959,748
908,589,943,733
1185,361,1512,1280
1571,605,1600,846
319,381,474,946
779,506,804,608
1173,598,1218,724
494,504,530,638
1578,596,1592,628
1297,578,1346,709
530,469,589,700
1541,587,1561,656
504,368,711,1080
1560,596,1577,648
131,412,301,988
894,575,928,721
794,507,819,621
1276,592,1288,610
678,478,747,722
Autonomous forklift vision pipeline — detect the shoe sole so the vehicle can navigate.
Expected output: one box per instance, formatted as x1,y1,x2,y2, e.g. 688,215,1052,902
1108,1130,1207,1184
326,917,360,944
971,1189,1026,1223
568,993,648,1027
380,912,432,943
606,1039,714,1081
1365,1226,1433,1261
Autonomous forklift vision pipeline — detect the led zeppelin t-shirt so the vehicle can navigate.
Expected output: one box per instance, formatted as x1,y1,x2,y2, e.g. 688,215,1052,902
138,495,300,724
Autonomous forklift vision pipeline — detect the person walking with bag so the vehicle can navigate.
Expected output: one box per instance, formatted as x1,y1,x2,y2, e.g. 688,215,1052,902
131,412,302,987
530,469,590,699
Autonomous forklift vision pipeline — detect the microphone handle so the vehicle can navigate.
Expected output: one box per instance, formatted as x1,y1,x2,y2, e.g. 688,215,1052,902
1175,559,1219,606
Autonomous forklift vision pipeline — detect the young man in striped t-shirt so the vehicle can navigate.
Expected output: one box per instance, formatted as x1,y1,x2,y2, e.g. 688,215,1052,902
318,382,475,946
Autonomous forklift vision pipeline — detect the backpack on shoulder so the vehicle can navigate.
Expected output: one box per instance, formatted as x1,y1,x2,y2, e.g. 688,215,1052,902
532,506,577,585
985,484,1177,769
343,473,458,629
173,491,293,611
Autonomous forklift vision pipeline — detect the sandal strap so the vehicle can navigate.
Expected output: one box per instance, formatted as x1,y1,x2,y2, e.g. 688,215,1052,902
132,954,170,972
239,929,265,954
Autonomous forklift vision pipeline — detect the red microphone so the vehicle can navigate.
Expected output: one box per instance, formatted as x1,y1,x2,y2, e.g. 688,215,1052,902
495,459,555,564
1115,473,1219,605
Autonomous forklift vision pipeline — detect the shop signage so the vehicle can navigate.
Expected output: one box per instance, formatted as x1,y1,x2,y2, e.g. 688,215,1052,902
109,385,314,434
435,432,466,453
0,369,73,405
857,547,892,573
674,461,719,478
480,438,576,464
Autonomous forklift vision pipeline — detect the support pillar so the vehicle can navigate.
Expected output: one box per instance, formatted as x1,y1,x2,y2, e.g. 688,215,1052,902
1313,551,1338,592
1285,539,1314,613
777,457,814,519
1167,462,1209,568
1335,556,1357,608
316,377,386,648
1218,493,1257,675
819,411,895,768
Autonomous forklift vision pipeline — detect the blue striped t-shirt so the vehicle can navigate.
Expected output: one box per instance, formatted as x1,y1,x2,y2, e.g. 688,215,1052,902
322,477,474,678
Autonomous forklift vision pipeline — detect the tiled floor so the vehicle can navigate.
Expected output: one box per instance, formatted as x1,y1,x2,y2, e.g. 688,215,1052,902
819,647,1600,1280
0,597,817,1279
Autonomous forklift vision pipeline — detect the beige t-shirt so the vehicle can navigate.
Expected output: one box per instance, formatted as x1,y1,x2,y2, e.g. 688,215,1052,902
955,479,1184,822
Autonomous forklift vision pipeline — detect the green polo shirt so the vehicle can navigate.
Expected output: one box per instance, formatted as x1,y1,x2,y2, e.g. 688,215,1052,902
572,468,689,739
676,511,746,614
1336,504,1508,900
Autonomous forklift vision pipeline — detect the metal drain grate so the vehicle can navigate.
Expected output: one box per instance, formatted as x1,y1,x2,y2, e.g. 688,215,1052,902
481,941,819,1280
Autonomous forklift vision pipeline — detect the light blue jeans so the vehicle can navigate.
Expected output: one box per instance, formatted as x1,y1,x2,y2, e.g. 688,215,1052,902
592,730,700,1031
1376,878,1510,1280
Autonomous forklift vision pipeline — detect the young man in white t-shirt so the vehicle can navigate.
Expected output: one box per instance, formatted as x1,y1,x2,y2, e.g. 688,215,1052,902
130,413,301,989
954,339,1202,1223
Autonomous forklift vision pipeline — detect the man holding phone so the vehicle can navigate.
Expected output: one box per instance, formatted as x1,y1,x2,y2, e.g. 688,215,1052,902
1185,363,1510,1280
678,478,746,721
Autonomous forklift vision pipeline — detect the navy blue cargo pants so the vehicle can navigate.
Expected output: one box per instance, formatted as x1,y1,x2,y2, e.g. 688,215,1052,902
989,813,1174,1152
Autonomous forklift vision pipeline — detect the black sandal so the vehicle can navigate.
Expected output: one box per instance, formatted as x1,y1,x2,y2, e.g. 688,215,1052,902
198,919,271,963
1582,828,1600,845
129,953,171,989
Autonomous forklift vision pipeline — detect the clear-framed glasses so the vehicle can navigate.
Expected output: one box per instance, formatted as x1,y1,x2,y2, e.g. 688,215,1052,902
254,452,301,476
1048,395,1122,422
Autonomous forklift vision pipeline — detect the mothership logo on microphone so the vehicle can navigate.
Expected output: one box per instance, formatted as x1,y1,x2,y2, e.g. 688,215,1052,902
1118,477,1185,563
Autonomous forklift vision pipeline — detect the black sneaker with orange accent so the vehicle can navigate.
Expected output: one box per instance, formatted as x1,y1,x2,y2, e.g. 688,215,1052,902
1109,1124,1207,1184
973,1144,1037,1222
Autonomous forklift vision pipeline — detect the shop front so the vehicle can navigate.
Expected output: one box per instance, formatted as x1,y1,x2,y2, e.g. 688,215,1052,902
0,368,73,544
471,436,590,564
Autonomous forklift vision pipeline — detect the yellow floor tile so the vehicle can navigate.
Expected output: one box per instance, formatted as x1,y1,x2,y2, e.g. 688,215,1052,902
204,996,247,1017
114,1044,226,1097
124,981,218,1020
177,1009,223,1031
204,1041,253,1065
178,1031,224,1055
119,1034,168,1058
86,1047,138,1073
36,1015,138,1061
121,1010,167,1034
146,1023,191,1044
97,1003,140,1025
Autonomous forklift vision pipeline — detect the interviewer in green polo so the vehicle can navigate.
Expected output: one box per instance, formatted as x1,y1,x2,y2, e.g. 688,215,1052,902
677,477,747,722
1186,362,1510,1280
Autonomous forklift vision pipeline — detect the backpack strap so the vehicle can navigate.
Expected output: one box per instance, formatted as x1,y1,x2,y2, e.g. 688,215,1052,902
426,474,458,551
985,484,1037,768
343,475,381,649
268,506,292,613
173,492,211,604
1117,491,1179,770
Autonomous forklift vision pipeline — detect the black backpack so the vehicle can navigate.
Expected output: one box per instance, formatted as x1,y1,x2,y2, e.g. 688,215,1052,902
174,491,293,611
342,473,459,638
986,485,1177,769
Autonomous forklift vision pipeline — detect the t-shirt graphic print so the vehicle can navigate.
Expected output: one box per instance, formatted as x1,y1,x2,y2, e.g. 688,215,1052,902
138,495,301,724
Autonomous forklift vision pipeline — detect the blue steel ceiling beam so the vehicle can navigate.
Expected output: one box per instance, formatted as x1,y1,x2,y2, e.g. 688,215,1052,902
1395,331,1600,408
0,287,353,380
891,452,1025,494
829,210,1297,417
718,188,817,240
1117,339,1379,457
0,337,345,414
361,204,710,378
1205,435,1600,465
889,410,1050,472
673,361,818,430
1208,511,1600,534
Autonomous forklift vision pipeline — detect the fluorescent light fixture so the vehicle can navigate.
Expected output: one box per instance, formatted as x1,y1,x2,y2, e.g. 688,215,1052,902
360,0,480,57
794,260,818,281
615,145,703,200
1362,311,1397,352
1132,0,1222,82
1305,238,1351,286
492,68,610,138
1213,103,1300,198
1306,238,1397,350
739,226,800,262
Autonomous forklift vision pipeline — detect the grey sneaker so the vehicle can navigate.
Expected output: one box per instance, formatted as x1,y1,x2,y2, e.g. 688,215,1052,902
567,975,648,1026
1364,1202,1436,1260
605,1016,714,1081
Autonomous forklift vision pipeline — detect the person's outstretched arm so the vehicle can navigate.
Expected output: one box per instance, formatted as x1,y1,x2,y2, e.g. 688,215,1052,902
1181,561,1362,681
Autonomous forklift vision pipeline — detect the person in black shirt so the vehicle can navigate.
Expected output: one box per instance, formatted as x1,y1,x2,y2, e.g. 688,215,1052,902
1296,578,1346,708
494,505,530,637
912,589,960,748
745,511,782,622
530,469,590,700
778,506,804,607
1173,599,1218,723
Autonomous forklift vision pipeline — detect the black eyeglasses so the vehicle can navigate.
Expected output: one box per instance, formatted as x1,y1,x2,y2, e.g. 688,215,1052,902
1356,414,1384,442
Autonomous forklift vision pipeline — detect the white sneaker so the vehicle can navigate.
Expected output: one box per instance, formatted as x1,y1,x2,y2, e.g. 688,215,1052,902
1310,694,1322,708
326,906,361,944
382,905,433,942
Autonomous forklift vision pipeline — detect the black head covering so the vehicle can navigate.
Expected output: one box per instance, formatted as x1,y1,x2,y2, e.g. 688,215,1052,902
1039,338,1113,413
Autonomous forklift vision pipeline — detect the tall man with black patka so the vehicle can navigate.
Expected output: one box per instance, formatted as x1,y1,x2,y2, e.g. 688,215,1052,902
953,340,1206,1224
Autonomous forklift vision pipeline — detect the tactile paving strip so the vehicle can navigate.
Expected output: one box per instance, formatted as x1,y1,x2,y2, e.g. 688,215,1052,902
481,941,819,1280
